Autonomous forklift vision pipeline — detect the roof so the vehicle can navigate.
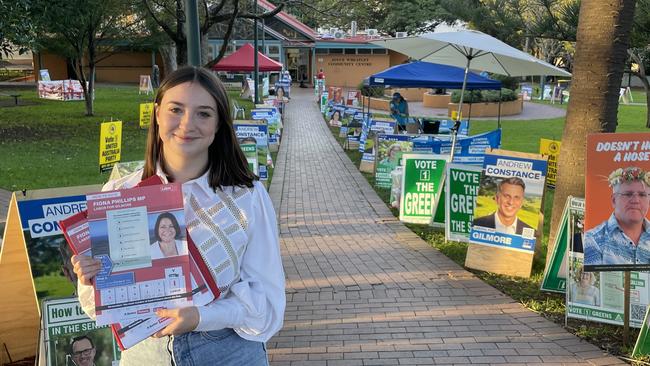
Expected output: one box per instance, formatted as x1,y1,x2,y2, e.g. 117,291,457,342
257,0,317,40
211,43,283,72
369,61,501,90
317,36,379,44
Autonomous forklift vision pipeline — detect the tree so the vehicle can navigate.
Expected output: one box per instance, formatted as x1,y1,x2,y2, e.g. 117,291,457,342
267,0,454,36
0,0,36,58
32,0,144,116
141,0,283,70
548,0,636,257
443,0,579,68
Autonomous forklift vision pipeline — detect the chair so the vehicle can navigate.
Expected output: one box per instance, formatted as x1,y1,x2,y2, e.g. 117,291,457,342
232,100,246,119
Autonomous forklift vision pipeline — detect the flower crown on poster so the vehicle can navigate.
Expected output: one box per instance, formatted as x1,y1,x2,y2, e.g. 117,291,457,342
607,167,650,187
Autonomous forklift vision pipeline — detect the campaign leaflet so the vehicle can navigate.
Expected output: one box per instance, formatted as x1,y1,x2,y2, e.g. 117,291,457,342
567,205,650,328
86,184,192,326
234,120,269,180
399,154,447,225
540,197,584,293
469,150,547,253
445,164,482,242
584,133,650,272
411,129,501,165
41,297,120,366
60,179,214,349
375,135,413,189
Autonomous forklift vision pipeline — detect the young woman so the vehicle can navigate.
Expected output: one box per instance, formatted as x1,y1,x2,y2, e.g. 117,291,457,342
72,66,285,365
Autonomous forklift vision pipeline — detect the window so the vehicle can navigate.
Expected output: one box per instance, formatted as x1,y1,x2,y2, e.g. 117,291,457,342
357,48,372,54
344,48,356,54
268,45,280,54
372,48,387,54
329,48,343,54
315,48,328,54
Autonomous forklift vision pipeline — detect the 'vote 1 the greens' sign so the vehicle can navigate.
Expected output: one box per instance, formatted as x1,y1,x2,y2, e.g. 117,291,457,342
445,164,481,242
399,153,447,224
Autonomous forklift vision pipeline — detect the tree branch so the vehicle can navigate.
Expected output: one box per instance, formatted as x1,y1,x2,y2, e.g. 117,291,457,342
142,0,182,43
204,0,238,68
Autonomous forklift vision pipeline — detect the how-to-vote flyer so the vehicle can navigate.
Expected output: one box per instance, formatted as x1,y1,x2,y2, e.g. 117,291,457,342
469,150,547,253
86,183,192,325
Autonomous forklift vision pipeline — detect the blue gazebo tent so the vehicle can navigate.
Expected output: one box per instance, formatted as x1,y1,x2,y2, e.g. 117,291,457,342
365,61,503,127
368,61,501,90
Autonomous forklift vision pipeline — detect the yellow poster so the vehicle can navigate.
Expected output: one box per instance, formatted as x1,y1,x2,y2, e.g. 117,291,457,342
539,138,560,188
139,102,154,129
99,121,122,172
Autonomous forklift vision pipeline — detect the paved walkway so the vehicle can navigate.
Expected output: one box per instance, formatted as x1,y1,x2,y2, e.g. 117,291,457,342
267,89,624,365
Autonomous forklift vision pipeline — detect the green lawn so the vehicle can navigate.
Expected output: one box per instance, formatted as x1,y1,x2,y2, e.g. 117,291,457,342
0,85,255,191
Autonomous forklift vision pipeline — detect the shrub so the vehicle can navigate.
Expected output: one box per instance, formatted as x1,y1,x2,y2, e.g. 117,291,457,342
358,81,385,98
451,88,518,103
490,74,520,91
450,89,482,103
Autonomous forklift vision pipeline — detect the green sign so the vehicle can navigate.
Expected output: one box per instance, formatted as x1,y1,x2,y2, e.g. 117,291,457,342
431,186,446,228
541,196,584,293
444,164,481,241
320,91,328,112
241,143,258,175
399,153,447,224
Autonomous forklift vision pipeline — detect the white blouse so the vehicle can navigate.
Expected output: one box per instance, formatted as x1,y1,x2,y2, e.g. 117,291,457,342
77,168,285,344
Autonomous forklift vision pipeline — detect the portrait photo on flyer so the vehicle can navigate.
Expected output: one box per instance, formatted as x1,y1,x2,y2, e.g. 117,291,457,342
584,133,650,272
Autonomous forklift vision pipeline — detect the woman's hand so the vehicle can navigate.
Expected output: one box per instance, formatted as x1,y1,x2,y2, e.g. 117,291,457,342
153,307,200,337
71,255,102,286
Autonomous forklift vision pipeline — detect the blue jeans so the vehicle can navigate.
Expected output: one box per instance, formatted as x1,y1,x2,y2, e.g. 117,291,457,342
173,328,269,366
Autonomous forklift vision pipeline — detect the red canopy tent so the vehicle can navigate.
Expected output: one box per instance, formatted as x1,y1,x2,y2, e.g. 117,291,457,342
211,43,283,72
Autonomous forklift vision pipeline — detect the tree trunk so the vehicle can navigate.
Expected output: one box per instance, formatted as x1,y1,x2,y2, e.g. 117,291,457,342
160,43,178,75
176,39,188,68
546,0,636,262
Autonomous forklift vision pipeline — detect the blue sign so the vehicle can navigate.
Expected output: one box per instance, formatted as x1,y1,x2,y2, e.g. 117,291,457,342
411,129,501,165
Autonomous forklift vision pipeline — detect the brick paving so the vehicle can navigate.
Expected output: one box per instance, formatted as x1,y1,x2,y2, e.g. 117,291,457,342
266,88,625,366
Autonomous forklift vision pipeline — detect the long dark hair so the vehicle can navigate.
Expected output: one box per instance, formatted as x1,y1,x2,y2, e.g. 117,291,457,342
142,66,257,189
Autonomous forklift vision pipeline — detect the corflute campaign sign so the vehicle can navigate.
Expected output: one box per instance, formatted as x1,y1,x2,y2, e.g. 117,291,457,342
469,150,547,253
399,154,448,224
